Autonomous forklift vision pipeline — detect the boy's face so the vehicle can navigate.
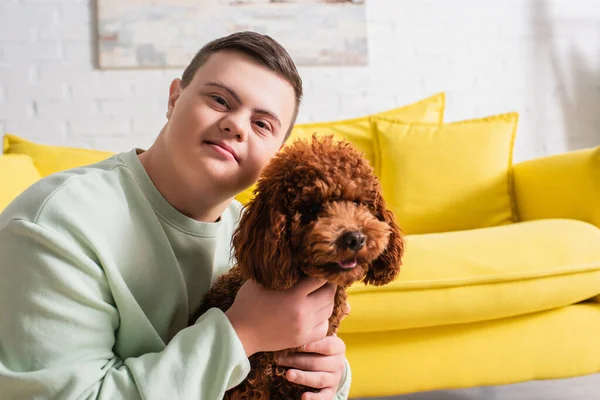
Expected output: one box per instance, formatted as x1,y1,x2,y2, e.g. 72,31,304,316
162,50,296,198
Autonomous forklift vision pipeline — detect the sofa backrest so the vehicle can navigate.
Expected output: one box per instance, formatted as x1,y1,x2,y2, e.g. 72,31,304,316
2,92,521,235
0,154,42,213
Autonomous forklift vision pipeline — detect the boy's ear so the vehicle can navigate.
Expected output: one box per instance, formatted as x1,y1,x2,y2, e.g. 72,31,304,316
166,78,182,119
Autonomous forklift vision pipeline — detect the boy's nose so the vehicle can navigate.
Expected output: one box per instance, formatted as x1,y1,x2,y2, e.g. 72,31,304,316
220,116,247,141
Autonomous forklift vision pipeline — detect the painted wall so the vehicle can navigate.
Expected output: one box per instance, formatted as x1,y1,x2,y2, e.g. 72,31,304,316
1,0,599,162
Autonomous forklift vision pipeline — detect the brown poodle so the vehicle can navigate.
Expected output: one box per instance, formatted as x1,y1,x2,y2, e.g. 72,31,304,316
189,134,404,399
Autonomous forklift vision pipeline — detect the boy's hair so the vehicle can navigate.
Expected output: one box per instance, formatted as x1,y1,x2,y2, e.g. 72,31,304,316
181,31,303,141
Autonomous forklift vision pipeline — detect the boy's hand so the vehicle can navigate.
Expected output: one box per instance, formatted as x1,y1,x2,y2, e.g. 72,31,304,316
276,335,347,400
225,277,336,356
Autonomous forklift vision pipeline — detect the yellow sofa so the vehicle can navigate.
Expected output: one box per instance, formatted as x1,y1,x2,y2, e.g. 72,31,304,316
2,93,600,398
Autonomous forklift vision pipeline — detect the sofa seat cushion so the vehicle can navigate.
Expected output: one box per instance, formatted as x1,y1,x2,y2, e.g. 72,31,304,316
340,303,600,398
341,218,600,334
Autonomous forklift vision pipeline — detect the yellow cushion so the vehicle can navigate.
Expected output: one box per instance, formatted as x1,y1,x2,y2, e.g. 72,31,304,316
374,112,518,234
341,219,600,334
235,92,446,205
3,134,114,177
0,154,42,212
342,303,600,398
513,145,600,228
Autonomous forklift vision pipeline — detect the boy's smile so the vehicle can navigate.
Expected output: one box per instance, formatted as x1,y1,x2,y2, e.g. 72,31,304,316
204,139,239,163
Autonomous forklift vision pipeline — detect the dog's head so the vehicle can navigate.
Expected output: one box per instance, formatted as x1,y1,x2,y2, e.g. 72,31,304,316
233,134,404,290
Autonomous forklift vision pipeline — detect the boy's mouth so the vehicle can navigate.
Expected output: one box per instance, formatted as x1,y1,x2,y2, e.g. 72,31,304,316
204,140,239,163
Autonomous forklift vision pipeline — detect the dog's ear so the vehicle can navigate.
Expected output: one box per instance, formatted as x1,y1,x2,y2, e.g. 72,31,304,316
363,191,404,286
232,193,299,291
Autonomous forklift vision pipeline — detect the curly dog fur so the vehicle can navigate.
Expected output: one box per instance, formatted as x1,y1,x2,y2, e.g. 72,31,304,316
189,134,404,399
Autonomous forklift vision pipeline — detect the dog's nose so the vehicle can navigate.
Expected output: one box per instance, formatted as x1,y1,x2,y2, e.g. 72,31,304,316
342,231,365,251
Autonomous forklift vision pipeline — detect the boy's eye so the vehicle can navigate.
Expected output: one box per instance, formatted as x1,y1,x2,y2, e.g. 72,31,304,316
210,95,229,107
254,120,272,132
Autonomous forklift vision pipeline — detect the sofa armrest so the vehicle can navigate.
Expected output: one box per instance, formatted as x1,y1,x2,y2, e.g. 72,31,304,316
512,146,600,227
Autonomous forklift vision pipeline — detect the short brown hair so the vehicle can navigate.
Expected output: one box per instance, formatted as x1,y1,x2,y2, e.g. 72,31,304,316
181,31,303,141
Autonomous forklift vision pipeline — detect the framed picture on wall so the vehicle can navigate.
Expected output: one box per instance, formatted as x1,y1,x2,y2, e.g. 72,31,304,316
96,0,368,69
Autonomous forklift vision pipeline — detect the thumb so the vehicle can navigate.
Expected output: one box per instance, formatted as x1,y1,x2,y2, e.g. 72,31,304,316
294,276,328,296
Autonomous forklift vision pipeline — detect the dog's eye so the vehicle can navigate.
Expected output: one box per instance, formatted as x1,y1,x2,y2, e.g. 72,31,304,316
300,204,321,224
353,200,361,206
307,204,320,215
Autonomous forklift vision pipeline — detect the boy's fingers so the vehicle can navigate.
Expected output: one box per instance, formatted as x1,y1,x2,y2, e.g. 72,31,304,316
287,369,335,389
295,276,328,296
308,283,336,308
308,320,330,342
303,336,345,356
276,352,336,372
302,388,336,400
315,305,333,328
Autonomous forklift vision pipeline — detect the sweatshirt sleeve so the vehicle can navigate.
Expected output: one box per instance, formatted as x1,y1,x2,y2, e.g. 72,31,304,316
334,358,352,400
0,219,250,399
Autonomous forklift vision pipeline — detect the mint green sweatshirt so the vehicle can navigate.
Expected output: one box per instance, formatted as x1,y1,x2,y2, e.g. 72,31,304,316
0,149,351,399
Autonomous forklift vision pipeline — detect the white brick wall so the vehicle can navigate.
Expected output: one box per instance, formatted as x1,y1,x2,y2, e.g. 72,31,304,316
1,0,600,161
